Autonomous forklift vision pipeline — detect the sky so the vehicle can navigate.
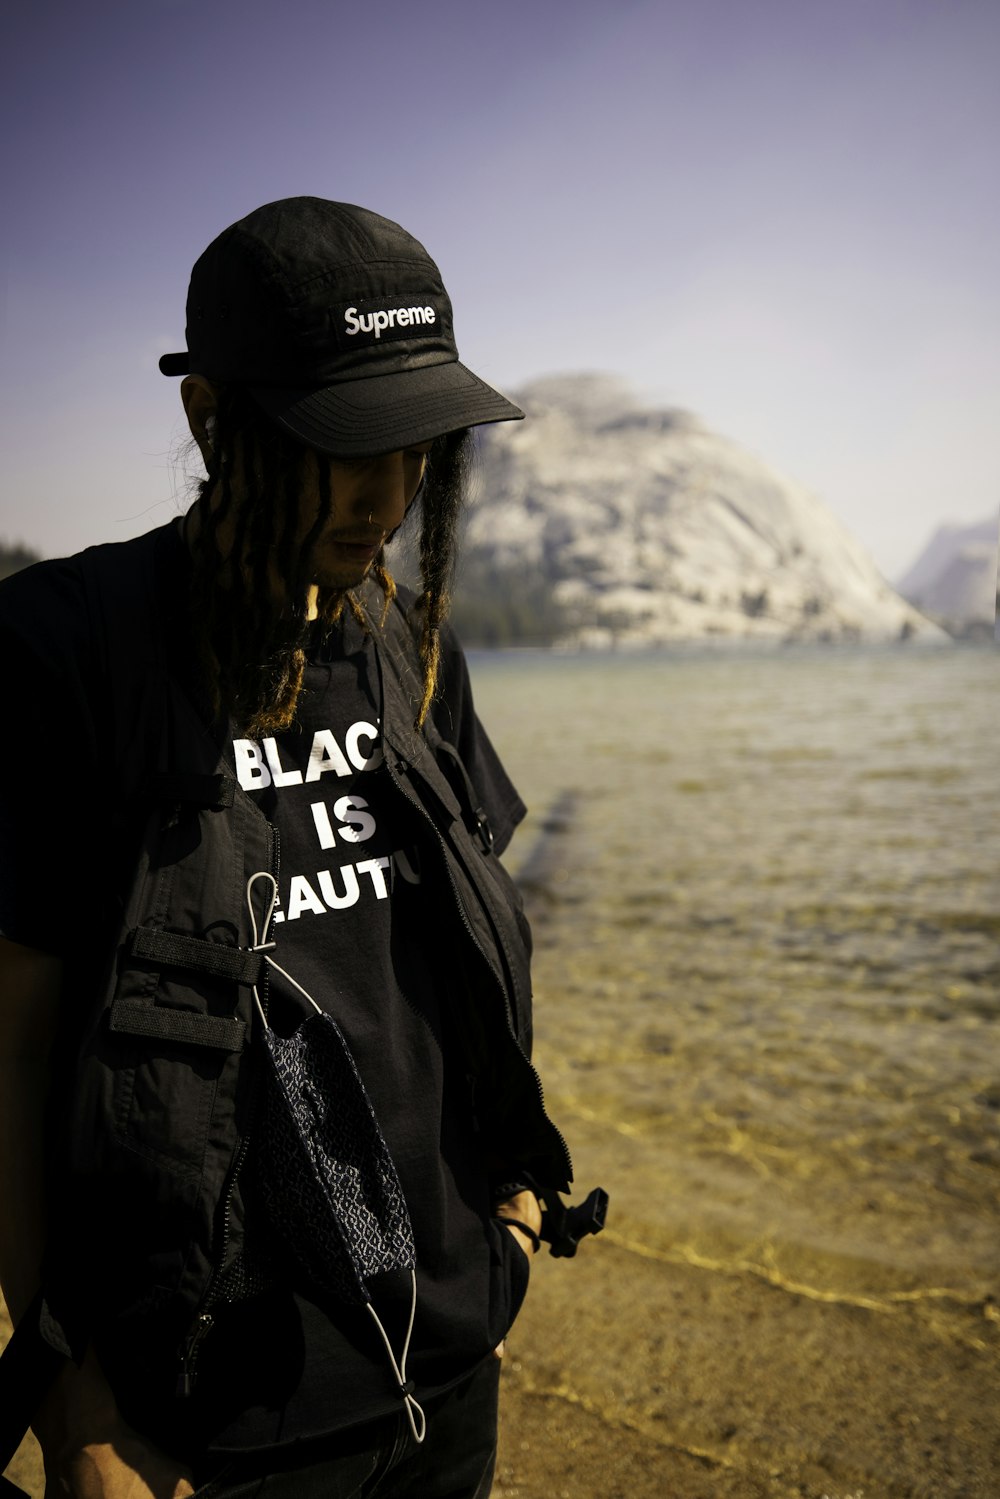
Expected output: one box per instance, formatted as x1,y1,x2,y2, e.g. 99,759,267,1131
1,0,998,582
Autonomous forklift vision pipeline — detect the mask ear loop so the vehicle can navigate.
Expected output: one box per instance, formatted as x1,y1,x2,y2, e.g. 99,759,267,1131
243,871,427,1445
246,871,322,1028
365,1278,426,1443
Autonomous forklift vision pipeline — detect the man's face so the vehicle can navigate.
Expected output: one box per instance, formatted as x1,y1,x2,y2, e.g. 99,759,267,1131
302,443,432,591
180,372,436,601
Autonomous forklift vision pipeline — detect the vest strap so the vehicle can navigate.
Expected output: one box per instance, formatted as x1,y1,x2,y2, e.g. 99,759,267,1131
109,998,246,1052
128,926,264,986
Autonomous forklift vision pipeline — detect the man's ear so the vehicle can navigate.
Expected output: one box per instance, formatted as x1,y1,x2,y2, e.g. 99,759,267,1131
181,376,219,467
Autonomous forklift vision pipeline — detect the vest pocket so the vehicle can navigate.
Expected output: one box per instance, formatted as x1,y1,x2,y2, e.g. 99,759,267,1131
112,1033,222,1172
105,931,250,1172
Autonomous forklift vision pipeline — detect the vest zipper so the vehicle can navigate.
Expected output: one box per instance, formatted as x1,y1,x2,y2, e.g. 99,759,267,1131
176,1312,215,1397
385,757,573,1186
177,822,279,1396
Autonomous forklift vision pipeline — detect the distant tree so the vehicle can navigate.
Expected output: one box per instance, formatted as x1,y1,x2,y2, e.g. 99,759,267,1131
740,588,769,618
449,559,570,647
0,541,40,582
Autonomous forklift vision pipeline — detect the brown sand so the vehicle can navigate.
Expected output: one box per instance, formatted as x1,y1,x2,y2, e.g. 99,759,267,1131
492,1233,999,1499
6,1244,998,1499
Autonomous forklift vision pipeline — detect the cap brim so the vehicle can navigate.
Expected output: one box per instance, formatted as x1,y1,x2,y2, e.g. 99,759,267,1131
248,361,524,457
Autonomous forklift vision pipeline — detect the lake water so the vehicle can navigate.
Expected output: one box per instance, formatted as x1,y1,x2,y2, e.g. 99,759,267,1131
468,642,999,1496
4,642,997,1498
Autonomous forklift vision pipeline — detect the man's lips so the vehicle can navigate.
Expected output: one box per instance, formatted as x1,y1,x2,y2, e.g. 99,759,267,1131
328,532,383,556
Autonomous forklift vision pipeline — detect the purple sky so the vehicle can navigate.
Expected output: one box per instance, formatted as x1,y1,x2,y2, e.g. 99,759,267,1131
2,0,998,580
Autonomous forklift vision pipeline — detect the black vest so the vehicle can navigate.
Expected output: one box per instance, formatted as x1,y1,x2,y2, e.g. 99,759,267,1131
41,526,571,1398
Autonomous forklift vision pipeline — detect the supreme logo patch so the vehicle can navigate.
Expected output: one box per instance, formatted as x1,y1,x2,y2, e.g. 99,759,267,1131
331,295,446,348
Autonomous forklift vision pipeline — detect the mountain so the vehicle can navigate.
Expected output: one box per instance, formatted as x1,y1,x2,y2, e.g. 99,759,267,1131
895,517,997,637
450,374,946,648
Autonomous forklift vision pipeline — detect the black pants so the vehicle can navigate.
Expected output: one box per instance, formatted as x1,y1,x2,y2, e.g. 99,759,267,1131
191,1357,501,1499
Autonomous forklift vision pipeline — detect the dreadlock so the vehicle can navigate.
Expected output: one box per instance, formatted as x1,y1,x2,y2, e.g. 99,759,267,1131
413,430,471,725
185,385,472,736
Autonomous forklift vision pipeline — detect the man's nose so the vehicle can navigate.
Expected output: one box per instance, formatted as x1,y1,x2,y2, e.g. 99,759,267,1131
351,452,417,533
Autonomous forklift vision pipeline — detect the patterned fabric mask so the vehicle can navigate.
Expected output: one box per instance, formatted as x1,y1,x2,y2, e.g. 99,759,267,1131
246,872,425,1442
257,1007,416,1305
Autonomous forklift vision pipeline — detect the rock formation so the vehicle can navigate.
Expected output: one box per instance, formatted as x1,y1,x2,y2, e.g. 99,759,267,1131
453,374,945,648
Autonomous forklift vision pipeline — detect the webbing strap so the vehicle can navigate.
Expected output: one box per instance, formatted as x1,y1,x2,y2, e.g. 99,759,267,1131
109,999,245,1052
128,926,264,986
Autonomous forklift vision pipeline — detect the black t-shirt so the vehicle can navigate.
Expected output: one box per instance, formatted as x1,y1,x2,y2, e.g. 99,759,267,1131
0,524,530,1454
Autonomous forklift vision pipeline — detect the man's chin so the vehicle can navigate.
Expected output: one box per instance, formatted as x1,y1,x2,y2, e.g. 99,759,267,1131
310,545,379,591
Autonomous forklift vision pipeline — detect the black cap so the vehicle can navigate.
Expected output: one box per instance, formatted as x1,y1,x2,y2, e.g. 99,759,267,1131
159,197,523,455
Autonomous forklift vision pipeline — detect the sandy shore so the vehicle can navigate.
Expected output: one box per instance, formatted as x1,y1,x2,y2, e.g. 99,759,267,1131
494,1248,999,1499
7,1234,998,1499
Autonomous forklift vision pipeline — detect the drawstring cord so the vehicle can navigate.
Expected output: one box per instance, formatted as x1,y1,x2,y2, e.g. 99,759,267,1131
245,872,427,1445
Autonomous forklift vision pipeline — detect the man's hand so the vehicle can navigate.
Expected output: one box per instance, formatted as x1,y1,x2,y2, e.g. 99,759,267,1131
44,1428,196,1499
493,1189,542,1263
36,1347,195,1499
492,1189,543,1360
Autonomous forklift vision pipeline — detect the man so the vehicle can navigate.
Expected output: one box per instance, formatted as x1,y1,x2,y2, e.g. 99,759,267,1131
0,198,573,1498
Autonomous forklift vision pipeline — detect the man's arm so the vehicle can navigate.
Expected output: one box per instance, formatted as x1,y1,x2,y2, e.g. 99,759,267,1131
0,935,61,1326
0,937,195,1498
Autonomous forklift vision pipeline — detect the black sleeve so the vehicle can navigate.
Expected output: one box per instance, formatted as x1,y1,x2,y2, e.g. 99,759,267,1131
0,558,105,956
429,620,526,857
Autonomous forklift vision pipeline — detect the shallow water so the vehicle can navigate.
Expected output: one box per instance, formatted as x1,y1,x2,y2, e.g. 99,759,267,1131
469,644,1000,1361
5,644,998,1497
